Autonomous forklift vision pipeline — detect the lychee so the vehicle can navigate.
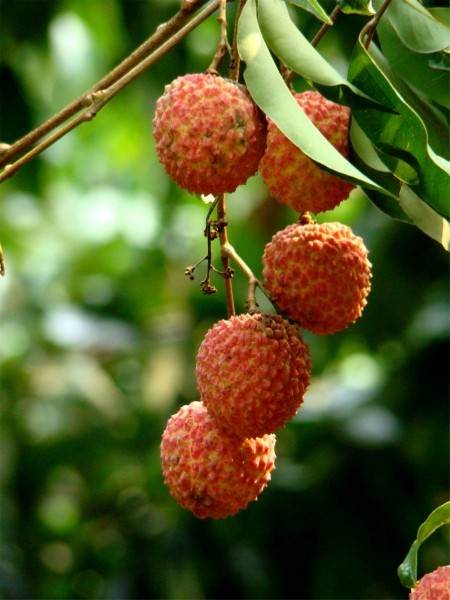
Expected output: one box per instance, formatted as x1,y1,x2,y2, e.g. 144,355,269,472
259,91,354,213
160,401,276,519
409,565,450,600
262,221,372,335
152,73,267,195
195,313,311,438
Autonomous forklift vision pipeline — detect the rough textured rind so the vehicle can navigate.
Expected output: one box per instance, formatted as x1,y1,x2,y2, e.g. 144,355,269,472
160,401,276,519
409,566,450,600
196,313,311,438
259,91,354,213
262,222,372,335
153,73,267,195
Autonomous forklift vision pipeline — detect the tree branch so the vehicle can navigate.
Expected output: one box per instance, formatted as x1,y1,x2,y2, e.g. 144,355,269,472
207,0,230,74
217,196,236,317
0,0,221,183
362,0,393,49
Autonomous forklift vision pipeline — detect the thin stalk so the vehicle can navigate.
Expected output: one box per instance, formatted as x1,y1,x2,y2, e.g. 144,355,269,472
208,0,230,73
217,196,235,317
363,0,393,48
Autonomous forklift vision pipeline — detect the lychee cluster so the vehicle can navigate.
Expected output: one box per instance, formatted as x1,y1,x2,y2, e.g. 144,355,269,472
155,74,373,519
409,565,450,600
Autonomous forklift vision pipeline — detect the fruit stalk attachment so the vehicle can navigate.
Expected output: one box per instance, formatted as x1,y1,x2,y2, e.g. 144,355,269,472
207,0,231,74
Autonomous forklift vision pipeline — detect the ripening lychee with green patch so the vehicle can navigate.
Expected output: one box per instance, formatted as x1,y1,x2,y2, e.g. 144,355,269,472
152,73,267,195
195,313,311,438
259,91,354,214
262,220,372,335
160,401,276,519
409,565,450,600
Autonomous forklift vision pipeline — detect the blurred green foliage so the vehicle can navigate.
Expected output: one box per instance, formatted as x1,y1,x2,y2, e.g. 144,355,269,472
0,0,448,598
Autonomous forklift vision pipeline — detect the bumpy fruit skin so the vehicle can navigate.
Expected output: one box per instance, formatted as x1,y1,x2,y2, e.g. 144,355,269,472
259,91,354,213
196,313,311,438
410,566,450,600
262,222,371,335
160,401,276,519
153,73,267,195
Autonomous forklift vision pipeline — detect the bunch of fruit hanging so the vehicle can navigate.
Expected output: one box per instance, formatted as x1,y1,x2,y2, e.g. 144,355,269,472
156,1,373,520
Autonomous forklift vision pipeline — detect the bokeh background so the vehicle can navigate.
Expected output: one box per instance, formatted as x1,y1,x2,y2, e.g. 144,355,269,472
0,1,448,598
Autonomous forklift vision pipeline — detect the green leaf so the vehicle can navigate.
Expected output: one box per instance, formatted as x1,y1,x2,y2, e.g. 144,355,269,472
348,37,450,218
380,0,450,54
398,502,450,589
377,17,450,110
257,0,380,108
237,0,386,192
287,0,332,24
398,186,450,251
337,0,375,16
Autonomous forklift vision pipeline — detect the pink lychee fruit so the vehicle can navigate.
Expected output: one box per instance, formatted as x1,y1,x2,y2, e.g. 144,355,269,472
259,91,354,213
410,566,450,600
262,220,372,335
152,73,267,195
195,313,311,438
160,401,276,519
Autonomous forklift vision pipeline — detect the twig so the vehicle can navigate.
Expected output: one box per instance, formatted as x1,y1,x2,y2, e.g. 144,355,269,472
0,244,5,277
363,0,393,49
228,0,246,81
221,241,273,313
207,0,231,74
217,196,236,317
310,4,341,47
0,0,221,183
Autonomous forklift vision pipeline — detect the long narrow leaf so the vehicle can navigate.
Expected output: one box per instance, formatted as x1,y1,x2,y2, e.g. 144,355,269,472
287,0,332,24
398,502,450,588
349,37,450,217
237,0,386,192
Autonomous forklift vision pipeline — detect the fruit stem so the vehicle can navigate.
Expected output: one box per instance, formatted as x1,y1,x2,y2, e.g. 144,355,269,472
217,197,236,317
229,0,246,81
221,241,272,313
362,0,393,49
207,0,231,74
0,0,221,184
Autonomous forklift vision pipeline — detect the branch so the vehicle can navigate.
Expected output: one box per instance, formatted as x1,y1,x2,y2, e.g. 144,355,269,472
362,0,393,49
228,0,246,81
310,4,341,47
217,196,236,317
207,0,231,74
221,242,273,313
0,0,221,183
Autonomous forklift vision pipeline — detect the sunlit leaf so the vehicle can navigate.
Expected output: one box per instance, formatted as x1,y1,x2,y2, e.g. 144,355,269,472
287,0,332,24
257,0,380,108
337,0,375,16
398,502,450,588
237,0,386,192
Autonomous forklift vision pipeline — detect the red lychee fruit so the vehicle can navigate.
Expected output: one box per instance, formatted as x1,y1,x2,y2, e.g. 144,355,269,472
195,313,311,438
409,566,450,600
262,221,372,335
152,73,267,195
259,91,354,213
160,401,276,519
